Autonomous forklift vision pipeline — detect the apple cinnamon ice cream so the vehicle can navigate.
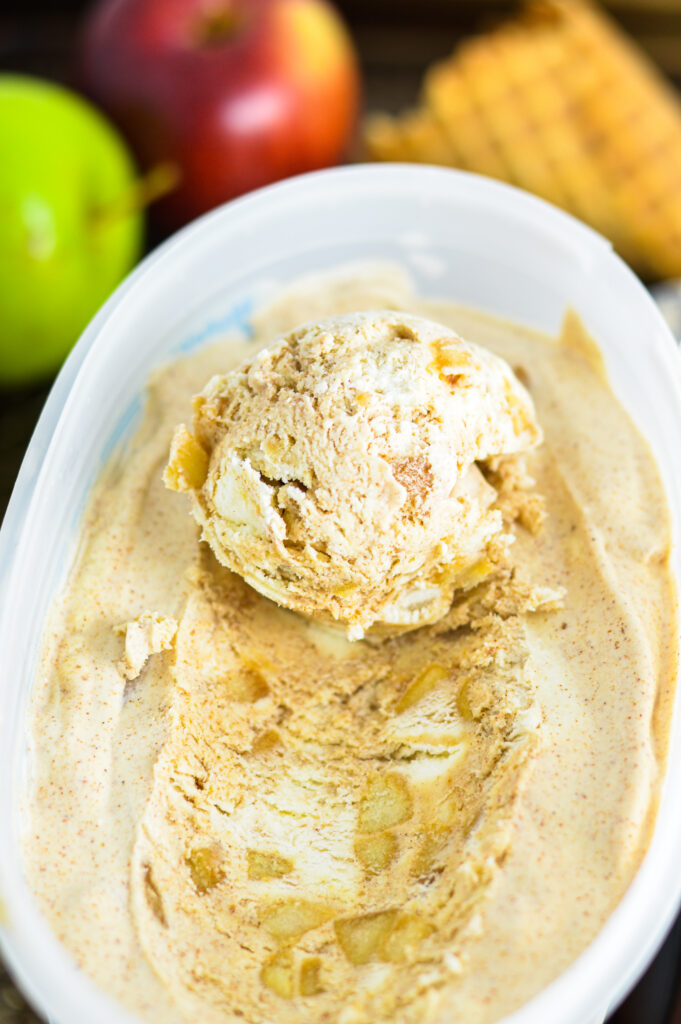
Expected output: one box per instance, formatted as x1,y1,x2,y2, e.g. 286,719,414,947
164,310,541,637
24,266,678,1024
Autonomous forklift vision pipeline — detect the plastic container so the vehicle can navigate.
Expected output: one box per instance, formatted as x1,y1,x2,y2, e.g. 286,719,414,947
2,164,681,1024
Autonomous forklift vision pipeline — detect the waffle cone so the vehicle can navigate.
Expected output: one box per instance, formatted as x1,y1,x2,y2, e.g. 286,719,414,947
365,0,681,278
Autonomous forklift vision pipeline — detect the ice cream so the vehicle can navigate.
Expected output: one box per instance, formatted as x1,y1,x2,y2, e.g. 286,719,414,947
24,267,678,1024
165,310,541,637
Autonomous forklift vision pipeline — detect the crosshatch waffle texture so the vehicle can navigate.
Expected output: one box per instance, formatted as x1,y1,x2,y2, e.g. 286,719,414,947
365,0,681,279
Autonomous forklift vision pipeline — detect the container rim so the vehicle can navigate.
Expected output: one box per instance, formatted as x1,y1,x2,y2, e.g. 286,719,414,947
1,163,681,1024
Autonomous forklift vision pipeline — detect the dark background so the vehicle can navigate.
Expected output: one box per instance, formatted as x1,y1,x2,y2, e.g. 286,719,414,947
3,1,681,1022
7,0,681,114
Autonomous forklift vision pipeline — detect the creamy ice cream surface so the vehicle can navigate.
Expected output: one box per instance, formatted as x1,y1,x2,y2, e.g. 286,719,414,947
24,266,678,1024
165,310,541,637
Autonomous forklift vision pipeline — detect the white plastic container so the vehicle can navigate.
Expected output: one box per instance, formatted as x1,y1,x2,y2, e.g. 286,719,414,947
2,164,681,1024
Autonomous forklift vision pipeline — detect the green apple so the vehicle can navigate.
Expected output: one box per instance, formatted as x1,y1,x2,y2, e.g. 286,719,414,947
0,75,143,387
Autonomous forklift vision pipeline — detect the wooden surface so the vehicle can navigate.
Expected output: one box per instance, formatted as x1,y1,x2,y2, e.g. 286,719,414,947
3,2,681,1023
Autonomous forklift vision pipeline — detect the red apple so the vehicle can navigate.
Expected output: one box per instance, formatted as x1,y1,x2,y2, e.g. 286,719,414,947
79,0,361,230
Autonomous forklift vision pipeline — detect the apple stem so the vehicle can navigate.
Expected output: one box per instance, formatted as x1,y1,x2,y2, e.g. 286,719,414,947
91,162,181,225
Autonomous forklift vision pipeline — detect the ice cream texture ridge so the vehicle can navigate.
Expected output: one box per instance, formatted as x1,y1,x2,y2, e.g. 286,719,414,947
25,266,678,1024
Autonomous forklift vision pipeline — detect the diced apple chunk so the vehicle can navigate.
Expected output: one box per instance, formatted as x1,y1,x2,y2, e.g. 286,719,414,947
226,665,270,702
261,951,295,998
334,910,433,965
382,914,434,962
334,910,398,965
261,899,333,941
354,832,397,874
251,728,281,753
248,849,293,880
186,846,224,894
261,953,323,998
358,772,413,833
334,581,360,598
396,664,449,712
300,957,323,996
164,424,209,492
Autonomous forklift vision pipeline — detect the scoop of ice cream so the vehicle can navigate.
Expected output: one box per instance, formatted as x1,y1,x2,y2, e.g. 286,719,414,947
165,310,541,637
